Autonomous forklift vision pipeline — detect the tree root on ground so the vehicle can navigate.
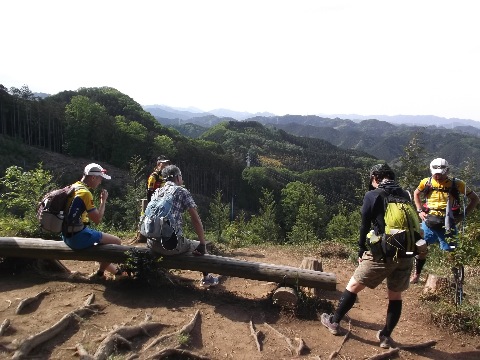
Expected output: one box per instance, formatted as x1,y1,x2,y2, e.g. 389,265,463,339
15,288,49,314
91,320,164,360
75,343,94,360
1,300,12,312
144,309,200,351
93,333,133,360
366,340,437,360
145,346,211,360
264,322,308,356
328,319,351,359
249,319,263,352
0,318,11,336
11,295,101,360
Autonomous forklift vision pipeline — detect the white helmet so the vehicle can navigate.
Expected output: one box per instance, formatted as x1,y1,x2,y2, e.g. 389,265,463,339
430,158,449,175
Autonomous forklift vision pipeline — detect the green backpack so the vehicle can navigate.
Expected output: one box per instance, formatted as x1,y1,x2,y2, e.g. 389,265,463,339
369,189,421,260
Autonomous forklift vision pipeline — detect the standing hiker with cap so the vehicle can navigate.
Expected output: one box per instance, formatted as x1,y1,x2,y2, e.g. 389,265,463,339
62,163,124,280
146,155,171,202
410,158,479,284
321,164,420,348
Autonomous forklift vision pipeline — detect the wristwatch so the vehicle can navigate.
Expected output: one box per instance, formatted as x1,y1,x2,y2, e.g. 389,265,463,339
417,209,423,213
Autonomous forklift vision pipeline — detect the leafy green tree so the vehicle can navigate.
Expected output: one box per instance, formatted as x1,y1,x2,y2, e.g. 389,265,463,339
249,188,282,243
0,164,54,217
287,203,318,243
153,134,177,160
110,116,148,167
64,95,110,158
326,204,361,248
397,132,428,193
207,190,230,243
108,155,146,231
280,181,326,236
0,164,57,236
223,210,251,248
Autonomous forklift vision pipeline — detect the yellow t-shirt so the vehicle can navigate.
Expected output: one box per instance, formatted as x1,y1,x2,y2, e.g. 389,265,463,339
65,181,94,225
417,177,468,216
147,169,165,190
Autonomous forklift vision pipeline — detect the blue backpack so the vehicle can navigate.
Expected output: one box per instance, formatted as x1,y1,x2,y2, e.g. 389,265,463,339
140,185,179,242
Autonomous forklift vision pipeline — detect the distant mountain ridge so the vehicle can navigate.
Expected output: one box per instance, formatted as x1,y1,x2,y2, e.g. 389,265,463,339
143,105,480,167
143,104,275,121
143,104,480,129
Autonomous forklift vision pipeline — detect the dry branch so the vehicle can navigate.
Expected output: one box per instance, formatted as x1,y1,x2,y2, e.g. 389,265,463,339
366,340,437,360
249,319,262,352
329,319,351,359
11,304,101,360
15,288,49,314
0,318,11,336
144,310,200,351
399,340,437,350
366,347,400,360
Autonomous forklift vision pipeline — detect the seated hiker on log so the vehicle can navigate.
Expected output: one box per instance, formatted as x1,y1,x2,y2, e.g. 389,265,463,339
141,164,219,287
62,163,124,280
321,164,421,349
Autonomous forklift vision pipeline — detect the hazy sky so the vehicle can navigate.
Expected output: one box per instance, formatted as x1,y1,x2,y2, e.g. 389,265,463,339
2,1,479,120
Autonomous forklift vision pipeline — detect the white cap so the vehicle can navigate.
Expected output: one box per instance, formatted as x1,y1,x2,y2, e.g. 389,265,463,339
84,163,111,179
430,158,449,175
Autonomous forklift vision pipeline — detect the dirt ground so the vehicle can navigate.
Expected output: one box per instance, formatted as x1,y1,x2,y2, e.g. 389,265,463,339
0,244,479,360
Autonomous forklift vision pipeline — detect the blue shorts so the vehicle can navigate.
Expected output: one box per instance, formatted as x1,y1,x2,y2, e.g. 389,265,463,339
421,222,457,251
62,227,103,250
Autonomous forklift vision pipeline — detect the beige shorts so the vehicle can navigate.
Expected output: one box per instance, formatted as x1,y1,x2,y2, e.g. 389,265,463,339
147,236,199,256
353,251,413,292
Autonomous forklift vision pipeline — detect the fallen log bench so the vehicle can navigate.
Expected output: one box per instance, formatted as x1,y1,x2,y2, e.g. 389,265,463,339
0,237,337,290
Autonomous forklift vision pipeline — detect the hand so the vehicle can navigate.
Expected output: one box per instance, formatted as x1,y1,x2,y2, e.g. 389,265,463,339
357,246,367,260
193,243,206,256
101,189,109,202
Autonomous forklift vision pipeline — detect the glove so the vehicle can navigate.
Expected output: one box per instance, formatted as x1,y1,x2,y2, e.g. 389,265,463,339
193,243,206,256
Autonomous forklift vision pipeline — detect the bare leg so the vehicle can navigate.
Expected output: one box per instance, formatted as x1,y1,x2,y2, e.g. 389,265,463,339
98,233,122,274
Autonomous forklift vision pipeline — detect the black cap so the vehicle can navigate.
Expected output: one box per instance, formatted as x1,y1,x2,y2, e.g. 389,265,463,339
369,163,395,190
369,163,395,180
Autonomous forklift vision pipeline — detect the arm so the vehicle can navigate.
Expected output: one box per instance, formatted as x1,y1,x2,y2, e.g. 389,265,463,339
188,207,206,245
413,188,426,221
88,189,108,225
358,194,373,261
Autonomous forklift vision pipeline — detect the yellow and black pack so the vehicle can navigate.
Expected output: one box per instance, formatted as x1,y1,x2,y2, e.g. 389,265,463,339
369,190,421,260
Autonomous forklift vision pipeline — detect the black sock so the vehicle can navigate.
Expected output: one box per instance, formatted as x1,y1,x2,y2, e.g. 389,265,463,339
415,258,426,275
382,300,402,337
96,270,105,276
332,290,357,324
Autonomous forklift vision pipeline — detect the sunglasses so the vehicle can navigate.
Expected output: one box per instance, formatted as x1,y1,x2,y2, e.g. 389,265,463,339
432,165,447,169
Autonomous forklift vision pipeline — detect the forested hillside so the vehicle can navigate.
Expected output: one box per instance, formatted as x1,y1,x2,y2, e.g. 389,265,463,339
164,112,480,170
0,85,378,219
